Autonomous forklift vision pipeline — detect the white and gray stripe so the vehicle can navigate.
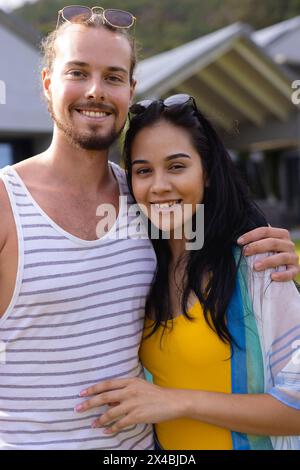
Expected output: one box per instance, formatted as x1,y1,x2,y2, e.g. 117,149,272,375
0,163,156,450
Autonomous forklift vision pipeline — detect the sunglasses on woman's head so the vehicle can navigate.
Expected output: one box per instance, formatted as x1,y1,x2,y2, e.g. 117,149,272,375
56,5,136,30
129,94,197,115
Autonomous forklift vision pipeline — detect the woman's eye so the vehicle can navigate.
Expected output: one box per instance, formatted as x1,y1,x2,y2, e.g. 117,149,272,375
136,168,151,175
170,164,184,170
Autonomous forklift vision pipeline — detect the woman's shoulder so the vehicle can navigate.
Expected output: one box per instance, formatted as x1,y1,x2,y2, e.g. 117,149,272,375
243,251,289,282
244,252,300,311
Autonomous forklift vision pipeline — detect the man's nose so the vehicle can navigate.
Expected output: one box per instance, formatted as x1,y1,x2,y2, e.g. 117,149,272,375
85,77,105,101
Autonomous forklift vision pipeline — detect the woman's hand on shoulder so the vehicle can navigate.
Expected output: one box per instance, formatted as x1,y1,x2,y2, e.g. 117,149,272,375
238,226,299,282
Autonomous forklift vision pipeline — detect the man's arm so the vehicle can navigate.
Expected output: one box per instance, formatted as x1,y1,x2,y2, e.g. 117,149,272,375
237,227,300,281
0,180,8,252
0,179,14,318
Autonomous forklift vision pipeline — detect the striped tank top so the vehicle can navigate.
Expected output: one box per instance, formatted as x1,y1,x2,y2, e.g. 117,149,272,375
0,163,157,450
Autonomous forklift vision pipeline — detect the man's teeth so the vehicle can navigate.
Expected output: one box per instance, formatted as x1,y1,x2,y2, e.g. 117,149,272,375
153,200,182,209
79,110,108,118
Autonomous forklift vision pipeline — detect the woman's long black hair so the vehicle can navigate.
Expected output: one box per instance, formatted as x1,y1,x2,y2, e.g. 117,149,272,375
124,100,268,344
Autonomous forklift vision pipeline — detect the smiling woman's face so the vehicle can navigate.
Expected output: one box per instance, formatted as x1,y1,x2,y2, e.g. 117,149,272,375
131,119,205,235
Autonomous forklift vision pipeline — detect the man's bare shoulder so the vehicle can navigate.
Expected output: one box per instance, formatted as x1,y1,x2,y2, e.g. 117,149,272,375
13,154,43,174
0,178,12,252
0,155,41,251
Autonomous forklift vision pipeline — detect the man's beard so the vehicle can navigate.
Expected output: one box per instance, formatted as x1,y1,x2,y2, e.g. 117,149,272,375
48,99,122,151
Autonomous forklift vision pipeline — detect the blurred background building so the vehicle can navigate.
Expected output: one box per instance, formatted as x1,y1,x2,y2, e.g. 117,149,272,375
0,9,52,168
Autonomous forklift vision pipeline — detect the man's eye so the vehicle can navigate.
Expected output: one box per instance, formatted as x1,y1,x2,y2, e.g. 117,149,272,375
107,75,123,83
67,70,85,78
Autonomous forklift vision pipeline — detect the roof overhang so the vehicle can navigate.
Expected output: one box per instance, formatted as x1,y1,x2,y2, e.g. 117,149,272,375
0,8,40,49
135,23,299,136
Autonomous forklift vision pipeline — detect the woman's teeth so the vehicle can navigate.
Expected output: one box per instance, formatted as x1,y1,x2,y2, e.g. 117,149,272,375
152,200,182,209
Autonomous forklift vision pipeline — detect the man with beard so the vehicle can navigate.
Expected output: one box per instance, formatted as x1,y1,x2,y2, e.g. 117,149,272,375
0,8,299,450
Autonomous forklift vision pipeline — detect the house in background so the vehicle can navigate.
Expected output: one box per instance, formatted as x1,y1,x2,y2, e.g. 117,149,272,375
254,16,300,76
252,17,300,227
0,9,52,168
136,20,300,227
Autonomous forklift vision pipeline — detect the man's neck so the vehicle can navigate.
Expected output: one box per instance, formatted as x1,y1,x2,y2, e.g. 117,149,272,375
41,133,114,195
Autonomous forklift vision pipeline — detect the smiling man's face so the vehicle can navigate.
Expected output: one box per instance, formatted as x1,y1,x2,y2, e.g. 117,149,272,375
43,24,135,151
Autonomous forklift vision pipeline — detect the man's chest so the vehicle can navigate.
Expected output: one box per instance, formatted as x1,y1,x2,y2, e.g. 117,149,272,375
29,190,120,241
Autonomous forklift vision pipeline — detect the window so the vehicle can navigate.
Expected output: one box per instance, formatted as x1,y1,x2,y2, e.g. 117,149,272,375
0,144,13,168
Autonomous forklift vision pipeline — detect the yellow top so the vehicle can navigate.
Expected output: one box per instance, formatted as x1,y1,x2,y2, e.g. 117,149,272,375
139,302,233,450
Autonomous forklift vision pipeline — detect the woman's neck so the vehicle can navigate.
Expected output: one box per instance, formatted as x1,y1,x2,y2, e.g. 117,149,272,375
168,236,187,263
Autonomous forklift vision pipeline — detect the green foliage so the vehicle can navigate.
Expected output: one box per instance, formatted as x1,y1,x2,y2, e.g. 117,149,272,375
213,0,300,28
12,0,300,57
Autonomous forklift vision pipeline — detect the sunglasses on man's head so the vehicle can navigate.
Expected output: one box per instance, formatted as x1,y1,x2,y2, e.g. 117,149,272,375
56,5,136,30
130,94,197,115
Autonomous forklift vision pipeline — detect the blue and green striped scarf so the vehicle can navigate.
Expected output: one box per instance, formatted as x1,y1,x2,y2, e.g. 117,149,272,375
228,253,273,450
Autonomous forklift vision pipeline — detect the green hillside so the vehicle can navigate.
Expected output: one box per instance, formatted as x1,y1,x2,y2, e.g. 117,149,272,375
12,0,300,58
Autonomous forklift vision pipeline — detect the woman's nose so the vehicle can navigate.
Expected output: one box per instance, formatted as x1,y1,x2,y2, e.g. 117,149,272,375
150,174,172,194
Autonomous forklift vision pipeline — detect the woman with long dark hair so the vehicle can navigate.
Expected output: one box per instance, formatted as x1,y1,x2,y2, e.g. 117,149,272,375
77,95,300,450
